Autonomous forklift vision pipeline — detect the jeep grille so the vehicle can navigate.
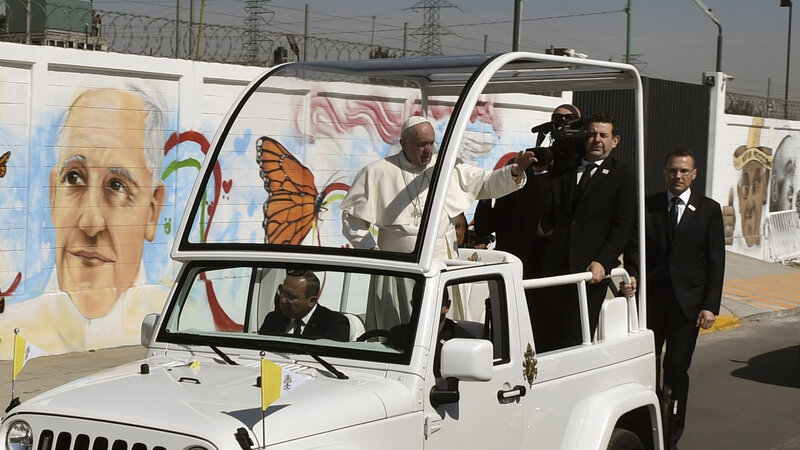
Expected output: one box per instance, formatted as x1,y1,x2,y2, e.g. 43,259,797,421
35,430,165,450
11,414,216,450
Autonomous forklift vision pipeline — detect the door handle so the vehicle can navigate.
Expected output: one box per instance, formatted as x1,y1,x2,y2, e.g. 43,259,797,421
497,384,526,401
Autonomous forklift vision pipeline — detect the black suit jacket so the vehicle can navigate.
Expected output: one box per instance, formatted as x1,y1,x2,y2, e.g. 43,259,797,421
645,191,725,318
535,157,637,275
259,304,350,342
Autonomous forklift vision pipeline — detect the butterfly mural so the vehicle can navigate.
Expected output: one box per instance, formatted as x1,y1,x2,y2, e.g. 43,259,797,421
256,136,349,245
0,151,10,178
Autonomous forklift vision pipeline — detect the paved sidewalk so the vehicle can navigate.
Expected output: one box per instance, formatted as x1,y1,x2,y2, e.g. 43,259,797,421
2,251,798,411
705,251,800,333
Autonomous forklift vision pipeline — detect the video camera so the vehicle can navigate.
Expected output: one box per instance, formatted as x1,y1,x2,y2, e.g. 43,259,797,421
527,116,589,170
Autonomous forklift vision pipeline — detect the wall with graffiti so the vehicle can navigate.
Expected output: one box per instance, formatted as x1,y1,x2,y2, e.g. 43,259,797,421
707,82,800,262
0,42,569,358
0,42,267,358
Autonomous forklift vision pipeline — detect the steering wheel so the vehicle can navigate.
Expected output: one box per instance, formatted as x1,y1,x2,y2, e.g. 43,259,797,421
356,329,392,342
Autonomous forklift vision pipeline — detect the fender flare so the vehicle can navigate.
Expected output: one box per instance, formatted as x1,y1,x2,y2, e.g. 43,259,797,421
560,383,663,450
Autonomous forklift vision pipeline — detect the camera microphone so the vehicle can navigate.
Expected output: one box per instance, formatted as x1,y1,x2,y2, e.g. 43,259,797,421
531,122,554,134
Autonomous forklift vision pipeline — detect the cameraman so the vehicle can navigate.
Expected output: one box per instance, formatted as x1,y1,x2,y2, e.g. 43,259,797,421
535,104,582,147
531,112,636,351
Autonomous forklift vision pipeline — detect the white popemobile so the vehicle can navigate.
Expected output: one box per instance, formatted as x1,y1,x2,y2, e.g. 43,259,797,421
2,52,663,449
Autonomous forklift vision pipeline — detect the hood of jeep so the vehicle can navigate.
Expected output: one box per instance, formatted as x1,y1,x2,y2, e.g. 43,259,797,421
15,357,412,443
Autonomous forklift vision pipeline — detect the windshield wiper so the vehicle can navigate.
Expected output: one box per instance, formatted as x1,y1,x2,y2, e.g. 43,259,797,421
303,348,348,380
194,334,238,365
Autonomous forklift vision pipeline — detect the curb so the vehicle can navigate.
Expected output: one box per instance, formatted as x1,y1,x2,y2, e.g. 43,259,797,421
739,306,800,323
700,314,741,334
700,306,800,334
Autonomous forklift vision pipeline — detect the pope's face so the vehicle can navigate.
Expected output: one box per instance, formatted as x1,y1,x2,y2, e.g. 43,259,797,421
50,89,164,318
737,161,769,247
584,121,619,162
400,122,435,168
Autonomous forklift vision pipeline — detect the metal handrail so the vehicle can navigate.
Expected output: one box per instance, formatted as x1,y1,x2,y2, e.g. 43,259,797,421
522,267,641,345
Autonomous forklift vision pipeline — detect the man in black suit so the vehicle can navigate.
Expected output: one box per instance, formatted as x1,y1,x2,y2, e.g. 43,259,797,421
532,113,636,351
259,270,349,341
644,148,725,449
474,104,582,278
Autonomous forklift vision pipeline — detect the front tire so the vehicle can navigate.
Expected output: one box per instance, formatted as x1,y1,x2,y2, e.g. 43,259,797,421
607,428,645,450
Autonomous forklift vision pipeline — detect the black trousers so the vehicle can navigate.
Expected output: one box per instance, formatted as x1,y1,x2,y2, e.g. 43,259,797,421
648,282,700,445
529,280,608,352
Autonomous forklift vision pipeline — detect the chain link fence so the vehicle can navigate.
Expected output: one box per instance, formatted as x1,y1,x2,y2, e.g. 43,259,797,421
0,0,418,65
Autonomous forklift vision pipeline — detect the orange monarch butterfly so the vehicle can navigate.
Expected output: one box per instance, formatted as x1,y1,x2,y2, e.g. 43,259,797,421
0,151,9,178
256,136,348,245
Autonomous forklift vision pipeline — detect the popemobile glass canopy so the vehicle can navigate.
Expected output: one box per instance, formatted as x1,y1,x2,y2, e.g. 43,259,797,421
173,52,643,271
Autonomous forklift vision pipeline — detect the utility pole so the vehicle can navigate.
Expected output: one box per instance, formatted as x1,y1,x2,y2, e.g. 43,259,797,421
403,22,408,57
175,0,180,58
781,0,793,119
692,0,723,72
625,0,631,64
513,0,522,51
304,4,309,61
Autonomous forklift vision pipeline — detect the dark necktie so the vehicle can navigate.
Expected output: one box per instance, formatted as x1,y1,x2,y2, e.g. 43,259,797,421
576,162,596,197
292,319,303,336
669,197,680,230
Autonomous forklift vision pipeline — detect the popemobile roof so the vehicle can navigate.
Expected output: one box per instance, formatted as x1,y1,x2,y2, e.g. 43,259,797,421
171,52,644,274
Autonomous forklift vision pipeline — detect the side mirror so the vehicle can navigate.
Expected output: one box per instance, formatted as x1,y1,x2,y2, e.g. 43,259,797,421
430,339,493,408
141,313,160,347
440,338,493,381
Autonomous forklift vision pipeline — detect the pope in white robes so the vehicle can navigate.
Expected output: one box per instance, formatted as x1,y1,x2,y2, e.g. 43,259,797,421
339,116,535,328
341,116,534,258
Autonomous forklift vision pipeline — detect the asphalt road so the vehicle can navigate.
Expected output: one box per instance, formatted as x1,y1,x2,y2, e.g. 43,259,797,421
680,313,800,450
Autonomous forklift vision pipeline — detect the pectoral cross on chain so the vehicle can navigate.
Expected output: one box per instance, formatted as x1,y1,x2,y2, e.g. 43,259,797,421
411,206,422,226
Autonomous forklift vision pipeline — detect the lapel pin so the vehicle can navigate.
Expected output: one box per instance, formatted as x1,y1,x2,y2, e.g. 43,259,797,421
688,204,696,211
602,169,609,175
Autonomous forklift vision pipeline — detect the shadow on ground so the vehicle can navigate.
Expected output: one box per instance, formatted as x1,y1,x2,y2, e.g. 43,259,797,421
731,345,800,388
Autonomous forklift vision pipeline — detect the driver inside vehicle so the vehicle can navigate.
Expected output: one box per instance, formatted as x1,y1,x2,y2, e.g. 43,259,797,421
258,270,350,341
389,289,473,376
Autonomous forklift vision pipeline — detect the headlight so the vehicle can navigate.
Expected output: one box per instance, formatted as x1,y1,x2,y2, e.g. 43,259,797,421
6,421,33,450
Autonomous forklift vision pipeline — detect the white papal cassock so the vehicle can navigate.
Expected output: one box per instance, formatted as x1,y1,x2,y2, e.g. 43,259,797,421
341,152,525,258
340,151,525,329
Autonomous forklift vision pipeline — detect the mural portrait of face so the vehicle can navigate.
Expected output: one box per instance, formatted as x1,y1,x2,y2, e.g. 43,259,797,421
769,135,797,214
49,88,166,318
733,145,772,248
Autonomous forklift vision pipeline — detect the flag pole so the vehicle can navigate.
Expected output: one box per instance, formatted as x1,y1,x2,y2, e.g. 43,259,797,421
261,351,266,449
262,407,266,449
6,328,21,413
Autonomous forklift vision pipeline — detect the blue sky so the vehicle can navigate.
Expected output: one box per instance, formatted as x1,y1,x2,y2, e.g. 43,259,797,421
94,0,798,101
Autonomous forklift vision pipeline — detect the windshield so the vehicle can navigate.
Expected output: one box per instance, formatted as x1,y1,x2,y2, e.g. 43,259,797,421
177,58,570,263
179,65,444,260
159,262,424,363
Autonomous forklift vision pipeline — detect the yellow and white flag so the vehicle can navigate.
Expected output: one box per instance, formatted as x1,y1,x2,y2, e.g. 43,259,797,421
13,333,45,380
260,359,308,411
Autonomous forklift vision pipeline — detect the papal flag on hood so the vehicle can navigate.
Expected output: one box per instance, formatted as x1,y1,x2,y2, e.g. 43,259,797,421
13,333,45,380
261,359,308,410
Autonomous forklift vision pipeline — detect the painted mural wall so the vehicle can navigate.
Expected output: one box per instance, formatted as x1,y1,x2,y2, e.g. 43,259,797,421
706,74,800,262
0,42,570,358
